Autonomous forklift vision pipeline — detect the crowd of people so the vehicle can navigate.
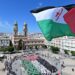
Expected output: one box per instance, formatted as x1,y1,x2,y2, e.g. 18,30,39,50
0,50,75,75
4,56,17,75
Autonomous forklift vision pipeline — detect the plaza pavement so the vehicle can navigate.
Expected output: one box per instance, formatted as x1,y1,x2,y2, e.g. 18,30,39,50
37,50,75,75
0,61,7,75
0,53,22,75
62,58,75,75
0,50,75,75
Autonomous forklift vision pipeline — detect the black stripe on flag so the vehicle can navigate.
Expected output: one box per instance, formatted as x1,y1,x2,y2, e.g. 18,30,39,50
30,4,75,13
63,4,75,11
30,6,55,13
37,57,57,73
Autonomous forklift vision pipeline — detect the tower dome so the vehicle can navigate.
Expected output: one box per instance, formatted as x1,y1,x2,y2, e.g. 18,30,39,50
13,21,18,36
23,22,28,37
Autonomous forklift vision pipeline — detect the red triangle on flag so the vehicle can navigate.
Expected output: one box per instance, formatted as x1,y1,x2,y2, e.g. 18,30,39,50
64,8,75,33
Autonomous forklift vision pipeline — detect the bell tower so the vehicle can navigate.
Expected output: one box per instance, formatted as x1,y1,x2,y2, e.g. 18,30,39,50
23,22,27,37
13,21,18,36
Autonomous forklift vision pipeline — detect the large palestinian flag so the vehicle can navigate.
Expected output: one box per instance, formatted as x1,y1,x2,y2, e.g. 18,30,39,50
31,4,75,41
22,54,58,75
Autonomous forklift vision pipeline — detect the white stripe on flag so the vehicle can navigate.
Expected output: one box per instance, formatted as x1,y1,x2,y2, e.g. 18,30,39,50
32,7,68,24
31,60,51,74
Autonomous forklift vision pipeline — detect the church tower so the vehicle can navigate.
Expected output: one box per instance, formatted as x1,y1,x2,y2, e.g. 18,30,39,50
13,21,18,36
23,22,28,37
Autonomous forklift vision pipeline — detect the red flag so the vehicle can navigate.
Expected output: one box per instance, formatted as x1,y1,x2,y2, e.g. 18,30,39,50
64,8,75,33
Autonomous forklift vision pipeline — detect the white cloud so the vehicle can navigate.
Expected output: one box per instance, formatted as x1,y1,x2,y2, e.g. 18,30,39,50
39,3,43,6
36,2,43,8
0,20,12,32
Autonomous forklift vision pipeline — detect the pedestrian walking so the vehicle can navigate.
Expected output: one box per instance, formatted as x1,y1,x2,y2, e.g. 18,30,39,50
72,68,74,72
5,60,8,70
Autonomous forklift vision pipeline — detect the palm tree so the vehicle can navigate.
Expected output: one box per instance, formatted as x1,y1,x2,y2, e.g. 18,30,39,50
9,40,13,47
18,39,23,50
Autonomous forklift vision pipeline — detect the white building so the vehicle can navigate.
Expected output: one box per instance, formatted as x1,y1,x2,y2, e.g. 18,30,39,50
45,36,75,51
0,34,10,47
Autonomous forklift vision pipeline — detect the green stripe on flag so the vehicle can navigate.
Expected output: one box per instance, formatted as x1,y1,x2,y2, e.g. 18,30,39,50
38,19,75,41
22,60,41,75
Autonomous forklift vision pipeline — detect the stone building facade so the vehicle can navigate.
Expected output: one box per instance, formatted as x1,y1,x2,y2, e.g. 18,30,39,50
12,22,45,50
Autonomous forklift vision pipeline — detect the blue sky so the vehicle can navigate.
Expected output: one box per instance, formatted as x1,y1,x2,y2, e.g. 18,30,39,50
0,0,75,33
